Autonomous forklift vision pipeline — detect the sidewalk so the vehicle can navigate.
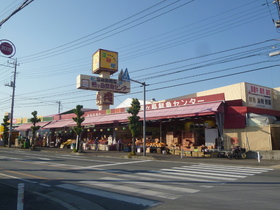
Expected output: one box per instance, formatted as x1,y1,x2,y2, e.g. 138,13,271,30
3,146,279,169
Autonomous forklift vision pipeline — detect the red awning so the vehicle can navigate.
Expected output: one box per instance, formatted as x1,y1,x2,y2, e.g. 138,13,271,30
15,121,51,131
80,102,223,125
43,119,75,129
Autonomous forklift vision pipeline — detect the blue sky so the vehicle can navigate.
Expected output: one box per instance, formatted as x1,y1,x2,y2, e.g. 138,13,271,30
1,0,280,121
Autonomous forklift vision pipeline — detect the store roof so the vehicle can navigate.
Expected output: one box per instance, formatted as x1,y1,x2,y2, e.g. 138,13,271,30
15,102,223,130
43,119,74,129
77,101,223,125
15,121,51,131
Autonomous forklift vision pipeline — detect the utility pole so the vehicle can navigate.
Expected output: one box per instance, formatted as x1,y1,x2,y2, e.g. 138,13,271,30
6,58,18,147
57,101,61,113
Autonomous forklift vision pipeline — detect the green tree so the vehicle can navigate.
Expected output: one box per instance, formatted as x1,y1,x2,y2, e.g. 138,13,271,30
1,115,10,146
127,98,141,154
72,105,84,152
30,111,41,147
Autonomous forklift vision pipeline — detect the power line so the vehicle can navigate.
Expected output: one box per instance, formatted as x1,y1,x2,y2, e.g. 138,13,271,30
19,1,192,63
0,0,34,27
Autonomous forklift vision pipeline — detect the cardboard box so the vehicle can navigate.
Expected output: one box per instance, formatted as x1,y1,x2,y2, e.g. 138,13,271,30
185,151,192,157
192,151,198,157
174,150,181,155
197,152,204,157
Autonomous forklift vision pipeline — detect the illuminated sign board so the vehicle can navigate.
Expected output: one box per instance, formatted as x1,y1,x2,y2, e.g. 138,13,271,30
76,74,130,93
92,49,118,74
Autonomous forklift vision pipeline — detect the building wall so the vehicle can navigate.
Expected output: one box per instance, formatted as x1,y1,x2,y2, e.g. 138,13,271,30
223,126,272,151
168,82,280,111
273,87,280,111
167,82,247,105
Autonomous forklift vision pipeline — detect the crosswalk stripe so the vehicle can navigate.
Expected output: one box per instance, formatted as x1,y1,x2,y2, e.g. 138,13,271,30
182,166,270,174
135,172,227,182
32,161,82,169
156,170,238,181
195,164,273,172
57,165,273,205
79,180,181,199
161,168,247,178
57,183,159,207
172,167,256,176
119,173,213,189
82,160,152,169
99,177,200,193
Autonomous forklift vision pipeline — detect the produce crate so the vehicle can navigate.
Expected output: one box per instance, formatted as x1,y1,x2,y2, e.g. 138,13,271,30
174,150,181,155
204,152,211,158
169,149,175,155
146,147,150,153
192,151,198,157
197,151,205,157
184,151,192,157
156,148,162,154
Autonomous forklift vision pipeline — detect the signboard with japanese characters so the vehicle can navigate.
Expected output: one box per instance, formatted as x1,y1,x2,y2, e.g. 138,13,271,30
144,93,225,111
96,91,114,105
246,83,273,109
76,74,130,93
92,49,118,74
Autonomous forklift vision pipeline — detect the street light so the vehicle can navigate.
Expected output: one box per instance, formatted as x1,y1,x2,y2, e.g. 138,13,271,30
130,78,148,156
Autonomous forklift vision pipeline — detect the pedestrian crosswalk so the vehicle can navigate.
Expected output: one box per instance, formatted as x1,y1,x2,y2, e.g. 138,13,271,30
57,164,273,207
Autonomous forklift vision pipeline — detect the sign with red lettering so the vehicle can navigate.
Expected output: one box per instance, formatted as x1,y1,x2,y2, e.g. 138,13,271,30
96,91,114,105
247,83,272,109
0,39,16,57
144,93,225,111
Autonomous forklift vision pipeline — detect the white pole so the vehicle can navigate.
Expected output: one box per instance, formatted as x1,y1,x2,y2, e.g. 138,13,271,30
181,148,183,159
17,183,24,210
257,151,261,163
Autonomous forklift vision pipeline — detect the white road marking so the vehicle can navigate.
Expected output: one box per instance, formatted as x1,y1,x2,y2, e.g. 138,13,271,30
39,183,51,187
161,168,247,178
57,183,159,207
0,172,37,184
99,176,199,193
196,164,274,172
0,156,19,160
173,166,256,176
81,159,152,169
80,180,180,199
156,170,237,181
119,174,213,188
135,172,224,182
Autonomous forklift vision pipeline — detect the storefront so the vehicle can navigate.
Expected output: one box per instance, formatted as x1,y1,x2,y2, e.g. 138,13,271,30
13,82,280,153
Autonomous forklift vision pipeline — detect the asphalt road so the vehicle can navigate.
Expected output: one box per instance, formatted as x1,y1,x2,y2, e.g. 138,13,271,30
0,147,280,210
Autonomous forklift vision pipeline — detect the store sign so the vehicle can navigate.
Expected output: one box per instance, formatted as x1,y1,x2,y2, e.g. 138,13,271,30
76,74,130,93
246,84,272,109
92,49,118,74
96,91,114,105
0,39,16,57
145,93,225,110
